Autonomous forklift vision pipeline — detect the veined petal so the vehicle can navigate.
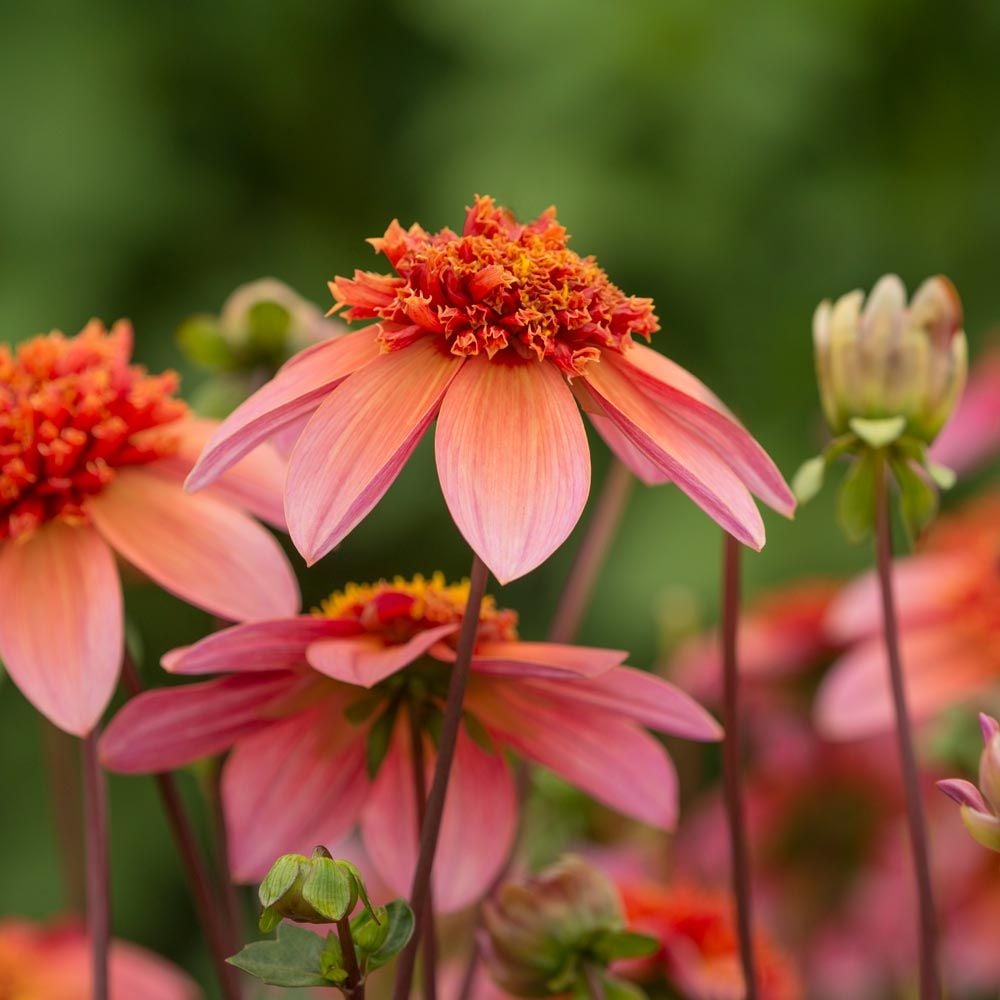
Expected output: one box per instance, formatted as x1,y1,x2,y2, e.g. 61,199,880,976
435,358,590,583
580,360,764,550
468,681,678,829
286,340,462,564
0,522,122,736
617,347,795,517
186,327,381,491
87,469,299,622
163,617,361,675
459,640,626,680
588,410,669,485
100,673,293,772
223,699,370,881
306,623,460,688
523,666,723,741
361,720,516,912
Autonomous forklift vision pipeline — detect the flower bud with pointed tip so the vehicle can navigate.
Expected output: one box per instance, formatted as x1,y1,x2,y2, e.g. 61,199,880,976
813,274,966,444
257,846,359,932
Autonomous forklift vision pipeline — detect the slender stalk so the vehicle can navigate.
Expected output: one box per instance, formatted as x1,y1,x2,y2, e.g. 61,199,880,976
720,532,757,1000
583,965,607,1000
336,916,365,1000
392,553,489,1000
120,658,241,1000
205,759,245,947
408,707,438,1000
82,731,110,1000
40,719,86,914
873,460,941,999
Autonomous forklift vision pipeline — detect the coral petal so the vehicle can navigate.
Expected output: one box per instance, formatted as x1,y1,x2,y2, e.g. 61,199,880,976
461,640,626,679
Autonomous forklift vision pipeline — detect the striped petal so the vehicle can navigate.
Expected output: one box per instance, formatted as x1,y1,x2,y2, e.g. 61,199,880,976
459,640,626,680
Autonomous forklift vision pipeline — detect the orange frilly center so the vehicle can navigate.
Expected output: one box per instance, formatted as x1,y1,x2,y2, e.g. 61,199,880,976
315,571,518,649
329,194,659,376
0,320,187,541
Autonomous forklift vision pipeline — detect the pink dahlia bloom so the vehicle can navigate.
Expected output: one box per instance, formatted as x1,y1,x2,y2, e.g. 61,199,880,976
815,493,1000,739
0,918,200,1000
186,195,794,583
100,573,721,912
0,321,298,735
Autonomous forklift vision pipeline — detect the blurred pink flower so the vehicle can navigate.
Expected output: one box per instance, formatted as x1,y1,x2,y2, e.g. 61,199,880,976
100,573,721,912
0,918,199,1000
0,321,297,735
186,195,793,583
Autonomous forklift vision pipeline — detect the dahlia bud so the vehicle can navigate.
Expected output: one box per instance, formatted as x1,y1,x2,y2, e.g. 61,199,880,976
938,714,1000,853
813,274,966,444
481,856,655,997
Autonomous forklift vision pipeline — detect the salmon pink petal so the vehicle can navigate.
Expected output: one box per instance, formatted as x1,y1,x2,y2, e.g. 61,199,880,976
618,347,796,517
0,522,122,736
588,411,669,485
361,721,516,912
286,340,463,564
815,629,994,739
223,701,370,881
163,617,361,675
468,682,678,829
87,469,298,622
455,640,625,679
307,623,459,688
186,327,381,491
100,673,293,772
523,667,723,741
930,346,1000,474
938,779,987,811
435,358,590,583
581,359,764,550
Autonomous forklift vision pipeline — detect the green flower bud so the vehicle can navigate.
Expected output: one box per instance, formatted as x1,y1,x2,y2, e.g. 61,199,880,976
258,847,359,932
813,275,966,445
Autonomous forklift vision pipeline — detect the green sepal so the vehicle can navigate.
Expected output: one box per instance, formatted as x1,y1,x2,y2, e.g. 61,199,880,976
849,415,907,449
590,929,659,962
227,922,329,987
927,461,957,491
601,974,650,999
345,693,385,725
319,933,349,984
300,856,356,921
463,711,495,754
258,854,305,909
351,904,390,954
245,300,292,359
837,451,878,542
365,704,398,779
358,899,415,972
338,859,376,917
257,904,282,934
176,316,235,371
791,456,826,505
890,457,938,543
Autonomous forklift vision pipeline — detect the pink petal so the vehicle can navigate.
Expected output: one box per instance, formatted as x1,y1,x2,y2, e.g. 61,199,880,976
306,623,459,688
285,340,462,564
163,617,361,675
522,666,723,741
618,347,796,517
186,327,381,491
580,358,764,550
468,681,678,829
815,628,994,739
459,640,626,680
361,720,517,912
223,699,370,881
435,358,590,583
588,410,669,485
100,673,293,772
0,523,122,736
87,469,299,622
937,779,987,811
930,346,1000,475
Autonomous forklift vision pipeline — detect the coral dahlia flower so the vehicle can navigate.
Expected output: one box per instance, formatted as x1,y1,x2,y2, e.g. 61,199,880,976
186,195,794,583
816,492,1000,739
100,572,721,912
0,321,298,735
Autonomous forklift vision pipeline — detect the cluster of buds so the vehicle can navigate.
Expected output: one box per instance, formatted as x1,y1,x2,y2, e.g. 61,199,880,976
938,714,1000,853
795,274,967,540
482,856,655,998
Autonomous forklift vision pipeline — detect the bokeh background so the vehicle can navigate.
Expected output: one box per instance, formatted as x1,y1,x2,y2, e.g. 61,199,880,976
1,1,998,995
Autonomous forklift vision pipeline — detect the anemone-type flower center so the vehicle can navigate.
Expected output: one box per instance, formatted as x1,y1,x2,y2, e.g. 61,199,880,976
0,321,187,541
330,194,659,376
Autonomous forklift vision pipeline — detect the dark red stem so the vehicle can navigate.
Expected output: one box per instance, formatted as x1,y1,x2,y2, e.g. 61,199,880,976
41,719,86,915
82,731,110,1000
336,916,365,999
409,706,438,1000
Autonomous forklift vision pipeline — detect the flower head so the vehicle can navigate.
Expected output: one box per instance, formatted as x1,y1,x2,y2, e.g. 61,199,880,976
0,321,297,735
188,196,793,582
100,572,721,912
939,714,1000,853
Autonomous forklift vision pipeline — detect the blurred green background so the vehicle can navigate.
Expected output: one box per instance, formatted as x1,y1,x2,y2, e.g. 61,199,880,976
1,0,998,993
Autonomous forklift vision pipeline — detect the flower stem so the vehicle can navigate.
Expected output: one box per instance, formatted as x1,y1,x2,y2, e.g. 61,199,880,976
409,706,438,1000
873,459,941,1000
584,965,607,1000
82,730,110,1000
392,552,490,1000
720,532,757,1000
40,719,86,915
205,758,246,949
336,915,365,999
120,657,241,1000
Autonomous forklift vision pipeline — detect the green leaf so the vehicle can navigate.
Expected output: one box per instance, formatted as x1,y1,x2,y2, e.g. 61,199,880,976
227,923,328,987
300,856,355,921
837,452,878,542
591,929,659,962
362,899,415,972
926,461,957,491
849,415,907,448
365,704,398,779
258,854,304,908
891,458,938,542
791,455,826,505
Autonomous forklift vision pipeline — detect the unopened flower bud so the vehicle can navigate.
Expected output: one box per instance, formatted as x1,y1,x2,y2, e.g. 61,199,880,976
813,275,966,445
257,847,360,932
938,714,1000,853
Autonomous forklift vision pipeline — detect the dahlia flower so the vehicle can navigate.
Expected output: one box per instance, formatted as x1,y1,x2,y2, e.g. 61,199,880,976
0,320,298,735
100,572,721,912
186,195,794,582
